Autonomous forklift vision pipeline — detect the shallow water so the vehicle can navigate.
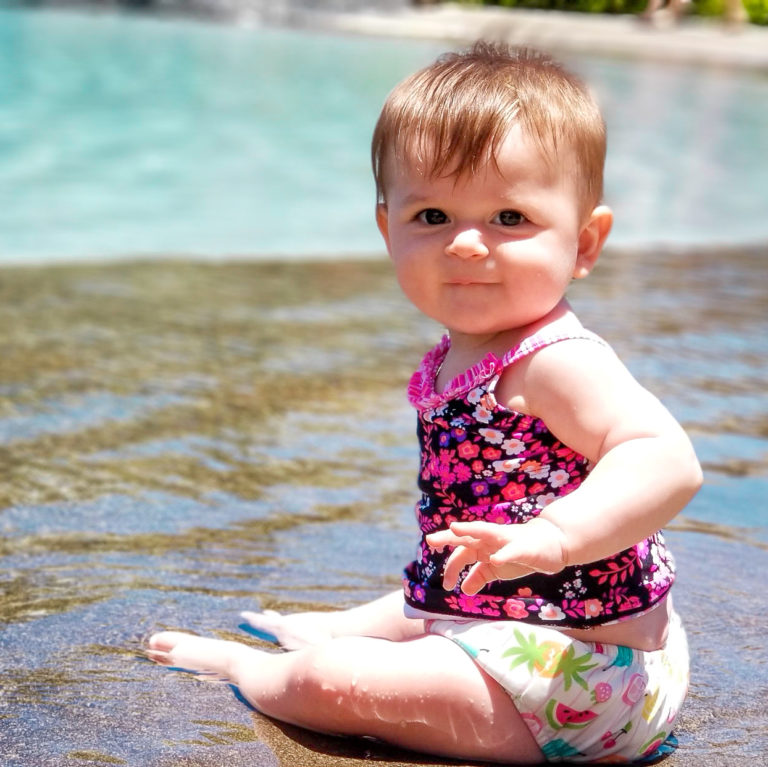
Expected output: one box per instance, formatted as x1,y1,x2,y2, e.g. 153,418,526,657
2,7,768,263
0,248,766,765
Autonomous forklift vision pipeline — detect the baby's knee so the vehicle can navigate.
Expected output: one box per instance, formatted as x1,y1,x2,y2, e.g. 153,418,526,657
288,639,379,726
292,637,360,690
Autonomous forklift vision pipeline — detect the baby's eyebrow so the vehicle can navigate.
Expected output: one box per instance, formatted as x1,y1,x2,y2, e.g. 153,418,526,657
400,192,433,206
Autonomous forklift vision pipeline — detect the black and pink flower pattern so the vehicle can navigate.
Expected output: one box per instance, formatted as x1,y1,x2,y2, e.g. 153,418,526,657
403,333,675,627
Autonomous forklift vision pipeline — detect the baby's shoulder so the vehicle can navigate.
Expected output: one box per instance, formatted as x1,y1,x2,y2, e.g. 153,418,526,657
497,324,628,416
505,312,615,372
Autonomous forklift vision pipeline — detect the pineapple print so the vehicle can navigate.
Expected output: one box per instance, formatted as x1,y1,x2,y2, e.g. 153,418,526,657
502,629,598,691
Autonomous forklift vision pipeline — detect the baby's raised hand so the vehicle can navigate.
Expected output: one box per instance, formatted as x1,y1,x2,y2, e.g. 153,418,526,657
425,517,568,595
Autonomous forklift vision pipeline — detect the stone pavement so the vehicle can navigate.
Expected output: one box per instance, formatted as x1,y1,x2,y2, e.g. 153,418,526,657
295,3,768,71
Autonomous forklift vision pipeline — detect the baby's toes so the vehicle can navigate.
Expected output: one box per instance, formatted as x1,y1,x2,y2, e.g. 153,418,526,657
241,611,281,643
149,631,189,652
146,631,193,664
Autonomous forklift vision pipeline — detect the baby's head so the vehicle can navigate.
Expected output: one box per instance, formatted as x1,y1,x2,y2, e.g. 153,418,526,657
372,42,606,222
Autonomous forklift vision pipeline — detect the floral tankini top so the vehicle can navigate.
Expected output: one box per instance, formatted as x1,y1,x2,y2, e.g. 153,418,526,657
402,330,675,628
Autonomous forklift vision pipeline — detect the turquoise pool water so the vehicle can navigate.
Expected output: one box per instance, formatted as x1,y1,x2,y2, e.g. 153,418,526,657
2,7,768,263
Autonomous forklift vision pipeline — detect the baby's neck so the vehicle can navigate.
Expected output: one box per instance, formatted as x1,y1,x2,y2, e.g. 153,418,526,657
447,299,579,362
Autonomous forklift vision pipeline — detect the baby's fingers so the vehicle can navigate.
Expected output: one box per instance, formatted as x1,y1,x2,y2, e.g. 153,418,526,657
489,522,567,574
442,544,482,589
426,522,511,554
425,528,465,551
462,559,538,594
448,520,514,548
460,561,501,595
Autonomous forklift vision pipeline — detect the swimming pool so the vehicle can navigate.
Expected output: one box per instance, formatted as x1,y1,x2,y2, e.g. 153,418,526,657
1,6,767,263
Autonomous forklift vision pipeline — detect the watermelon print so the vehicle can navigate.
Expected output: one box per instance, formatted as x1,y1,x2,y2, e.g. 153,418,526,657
636,733,679,762
545,699,599,730
402,333,677,626
637,730,669,759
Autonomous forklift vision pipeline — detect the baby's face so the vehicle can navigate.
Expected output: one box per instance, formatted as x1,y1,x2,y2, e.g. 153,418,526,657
376,124,594,339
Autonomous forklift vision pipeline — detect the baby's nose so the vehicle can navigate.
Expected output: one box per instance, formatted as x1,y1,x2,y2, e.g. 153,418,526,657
445,228,489,259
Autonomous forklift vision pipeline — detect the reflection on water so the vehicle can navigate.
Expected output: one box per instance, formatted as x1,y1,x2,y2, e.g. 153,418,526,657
0,248,766,765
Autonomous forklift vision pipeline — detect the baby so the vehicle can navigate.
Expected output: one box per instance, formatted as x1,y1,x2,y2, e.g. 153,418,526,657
148,42,702,764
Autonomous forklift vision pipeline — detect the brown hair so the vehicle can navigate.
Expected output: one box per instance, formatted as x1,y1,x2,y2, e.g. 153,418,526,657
371,42,606,217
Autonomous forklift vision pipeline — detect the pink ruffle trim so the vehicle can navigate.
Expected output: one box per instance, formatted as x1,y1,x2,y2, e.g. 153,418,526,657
407,330,606,411
407,335,505,411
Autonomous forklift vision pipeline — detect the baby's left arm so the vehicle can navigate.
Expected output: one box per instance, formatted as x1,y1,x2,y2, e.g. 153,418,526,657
427,338,703,595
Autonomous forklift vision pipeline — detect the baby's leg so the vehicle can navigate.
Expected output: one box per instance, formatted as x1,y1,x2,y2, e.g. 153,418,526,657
148,631,542,764
242,590,423,650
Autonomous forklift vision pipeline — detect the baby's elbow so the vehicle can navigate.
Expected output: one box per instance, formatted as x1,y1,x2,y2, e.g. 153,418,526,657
679,444,704,504
690,456,704,498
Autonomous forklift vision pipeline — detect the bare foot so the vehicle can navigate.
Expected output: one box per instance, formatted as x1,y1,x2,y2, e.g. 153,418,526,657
240,609,334,650
147,631,249,679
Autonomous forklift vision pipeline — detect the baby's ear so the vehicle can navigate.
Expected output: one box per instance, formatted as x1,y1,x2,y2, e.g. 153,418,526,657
574,205,613,279
376,203,391,254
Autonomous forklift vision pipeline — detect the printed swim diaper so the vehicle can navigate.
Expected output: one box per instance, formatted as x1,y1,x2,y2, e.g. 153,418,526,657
427,612,689,763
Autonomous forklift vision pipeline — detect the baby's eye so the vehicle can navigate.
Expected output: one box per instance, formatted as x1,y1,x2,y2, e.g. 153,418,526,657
494,210,526,226
418,208,449,225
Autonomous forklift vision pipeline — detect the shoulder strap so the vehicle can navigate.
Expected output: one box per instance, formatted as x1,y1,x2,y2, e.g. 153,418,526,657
500,328,608,369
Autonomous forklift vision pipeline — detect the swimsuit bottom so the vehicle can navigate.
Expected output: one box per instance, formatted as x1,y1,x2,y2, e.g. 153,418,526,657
426,611,688,763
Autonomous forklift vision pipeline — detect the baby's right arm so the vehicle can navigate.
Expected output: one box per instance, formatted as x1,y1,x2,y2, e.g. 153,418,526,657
428,336,701,596
516,337,702,566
